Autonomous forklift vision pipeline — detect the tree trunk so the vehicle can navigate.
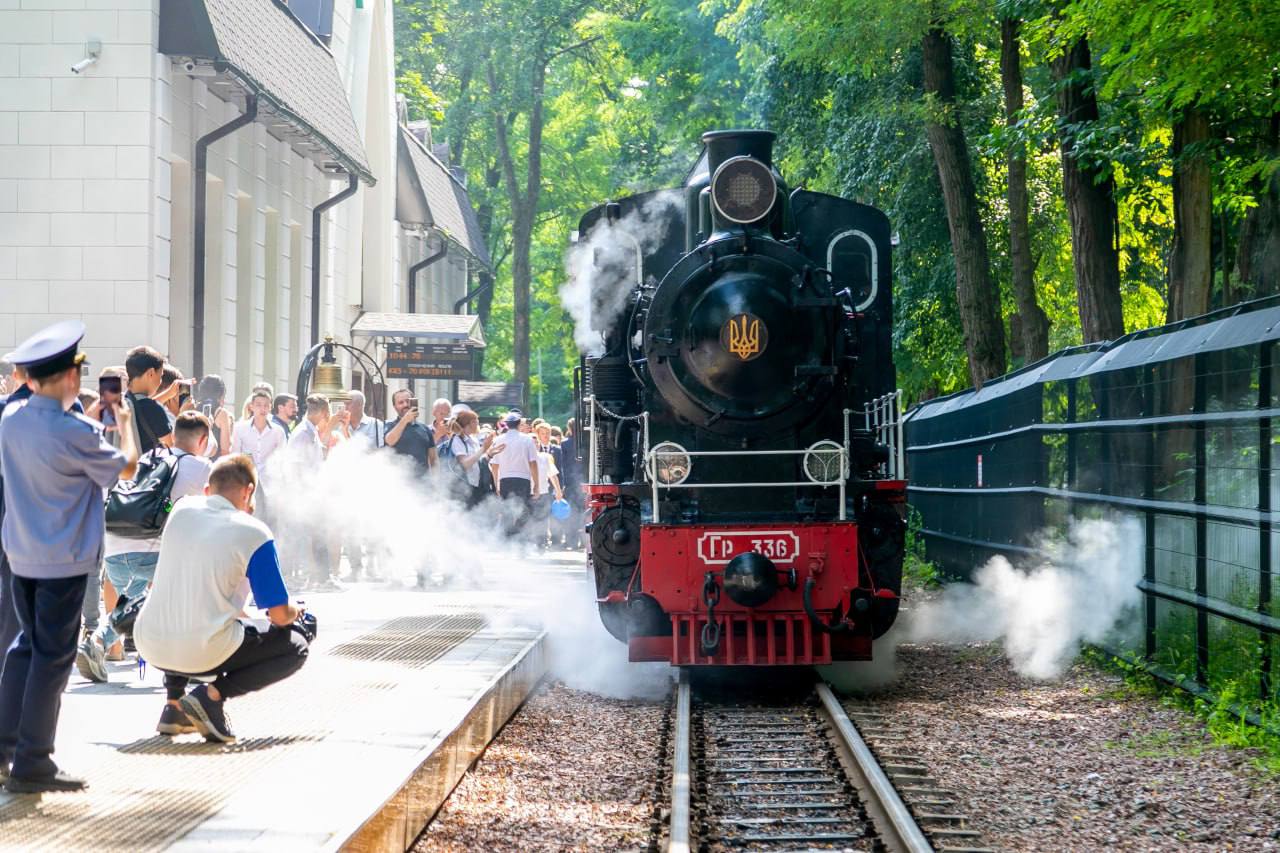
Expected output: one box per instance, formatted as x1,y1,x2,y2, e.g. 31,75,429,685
1051,37,1125,343
921,27,1006,387
1167,106,1214,321
1000,18,1049,362
1236,171,1280,296
1235,109,1280,296
489,57,547,394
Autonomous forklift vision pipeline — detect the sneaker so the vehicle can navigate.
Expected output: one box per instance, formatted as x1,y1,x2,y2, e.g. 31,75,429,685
74,635,109,683
179,686,235,744
4,769,87,793
156,703,198,736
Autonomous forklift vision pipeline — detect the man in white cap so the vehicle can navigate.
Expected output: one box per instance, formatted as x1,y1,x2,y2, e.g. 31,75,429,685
0,320,139,792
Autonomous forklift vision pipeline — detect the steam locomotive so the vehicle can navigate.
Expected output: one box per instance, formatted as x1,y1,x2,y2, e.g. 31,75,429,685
573,130,906,666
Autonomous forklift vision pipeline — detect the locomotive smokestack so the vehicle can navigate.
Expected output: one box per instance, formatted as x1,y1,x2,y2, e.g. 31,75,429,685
701,129,776,174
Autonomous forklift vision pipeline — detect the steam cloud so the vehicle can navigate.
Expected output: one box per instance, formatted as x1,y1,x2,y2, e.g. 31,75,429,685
262,440,671,699
561,190,684,353
905,517,1144,679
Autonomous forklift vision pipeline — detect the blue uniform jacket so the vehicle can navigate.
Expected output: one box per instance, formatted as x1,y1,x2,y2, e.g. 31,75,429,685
0,394,127,579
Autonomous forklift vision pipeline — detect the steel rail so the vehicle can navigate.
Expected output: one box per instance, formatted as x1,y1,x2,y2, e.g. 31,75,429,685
667,670,692,853
815,682,933,853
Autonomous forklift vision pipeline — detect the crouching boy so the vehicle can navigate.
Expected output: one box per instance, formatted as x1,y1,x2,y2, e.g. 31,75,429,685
134,454,310,743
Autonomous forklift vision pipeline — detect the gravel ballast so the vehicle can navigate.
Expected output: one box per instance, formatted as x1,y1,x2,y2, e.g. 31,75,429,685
414,681,665,852
414,648,1279,851
852,642,1280,850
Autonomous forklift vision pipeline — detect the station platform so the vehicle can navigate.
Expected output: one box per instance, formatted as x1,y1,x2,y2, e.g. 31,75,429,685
0,551,586,851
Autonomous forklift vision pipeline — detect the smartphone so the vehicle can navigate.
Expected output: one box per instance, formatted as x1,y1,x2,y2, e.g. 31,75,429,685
99,375,122,396
407,398,419,410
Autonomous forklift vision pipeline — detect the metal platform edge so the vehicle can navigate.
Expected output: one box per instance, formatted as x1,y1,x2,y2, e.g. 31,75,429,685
330,631,549,852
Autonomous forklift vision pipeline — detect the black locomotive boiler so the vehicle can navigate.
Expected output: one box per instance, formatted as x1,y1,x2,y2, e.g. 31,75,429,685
574,129,906,666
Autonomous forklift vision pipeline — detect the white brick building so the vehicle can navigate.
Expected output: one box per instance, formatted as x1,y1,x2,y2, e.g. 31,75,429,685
0,0,490,413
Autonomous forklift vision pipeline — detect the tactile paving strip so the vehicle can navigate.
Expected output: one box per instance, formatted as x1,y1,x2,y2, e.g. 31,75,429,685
330,613,485,668
0,609,489,851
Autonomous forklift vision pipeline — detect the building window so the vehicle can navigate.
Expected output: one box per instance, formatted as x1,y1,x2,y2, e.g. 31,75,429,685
289,221,304,381
235,193,255,402
263,209,281,390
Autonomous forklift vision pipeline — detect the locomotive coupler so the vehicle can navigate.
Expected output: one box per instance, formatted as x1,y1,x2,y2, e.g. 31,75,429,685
700,571,722,656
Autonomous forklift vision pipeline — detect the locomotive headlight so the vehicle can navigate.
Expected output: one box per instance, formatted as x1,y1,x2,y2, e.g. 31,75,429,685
651,441,692,485
803,440,846,485
711,156,778,224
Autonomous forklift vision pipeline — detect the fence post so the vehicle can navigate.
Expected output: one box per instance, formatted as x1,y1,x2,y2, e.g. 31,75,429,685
1259,342,1273,702
1066,379,1077,521
1144,363,1157,662
1194,353,1209,688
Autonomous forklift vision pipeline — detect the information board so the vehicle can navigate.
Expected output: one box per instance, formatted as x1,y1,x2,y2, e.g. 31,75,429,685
385,343,477,380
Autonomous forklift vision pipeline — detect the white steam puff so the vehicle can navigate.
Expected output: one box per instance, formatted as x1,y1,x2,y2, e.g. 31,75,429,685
906,517,1144,679
561,190,684,353
260,440,671,699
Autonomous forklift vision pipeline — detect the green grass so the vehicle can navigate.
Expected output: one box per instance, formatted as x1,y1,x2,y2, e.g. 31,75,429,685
902,506,942,590
1084,647,1280,773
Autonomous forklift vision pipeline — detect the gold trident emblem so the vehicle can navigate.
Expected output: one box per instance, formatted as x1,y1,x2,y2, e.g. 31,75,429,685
723,313,766,361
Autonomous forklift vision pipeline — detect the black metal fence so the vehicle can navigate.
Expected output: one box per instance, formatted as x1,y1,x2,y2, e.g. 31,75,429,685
905,296,1280,710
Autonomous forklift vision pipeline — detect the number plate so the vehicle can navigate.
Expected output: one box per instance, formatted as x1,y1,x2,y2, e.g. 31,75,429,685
697,530,801,565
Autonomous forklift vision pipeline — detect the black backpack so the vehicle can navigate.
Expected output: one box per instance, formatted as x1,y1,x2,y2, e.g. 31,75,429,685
105,449,183,539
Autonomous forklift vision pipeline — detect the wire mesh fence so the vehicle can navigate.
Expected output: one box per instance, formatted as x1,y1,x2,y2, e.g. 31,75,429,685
904,296,1280,712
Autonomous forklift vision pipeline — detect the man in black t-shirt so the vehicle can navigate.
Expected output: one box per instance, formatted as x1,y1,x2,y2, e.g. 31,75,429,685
124,346,173,453
384,388,431,471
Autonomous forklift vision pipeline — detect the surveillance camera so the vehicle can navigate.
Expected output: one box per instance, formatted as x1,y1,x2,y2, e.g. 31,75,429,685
183,60,197,73
72,38,102,73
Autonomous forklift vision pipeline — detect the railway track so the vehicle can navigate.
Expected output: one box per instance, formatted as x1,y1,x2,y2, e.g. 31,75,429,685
666,672,990,852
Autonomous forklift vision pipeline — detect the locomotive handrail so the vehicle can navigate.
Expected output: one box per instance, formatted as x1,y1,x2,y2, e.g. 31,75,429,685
851,390,905,480
585,395,649,486
646,445,849,522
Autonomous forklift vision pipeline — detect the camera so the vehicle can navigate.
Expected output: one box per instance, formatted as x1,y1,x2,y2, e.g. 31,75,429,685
294,610,318,643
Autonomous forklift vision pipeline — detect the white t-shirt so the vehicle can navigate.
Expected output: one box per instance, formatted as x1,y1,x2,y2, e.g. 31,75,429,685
230,418,288,471
103,449,213,558
445,433,482,487
287,418,325,467
134,494,289,674
489,430,538,483
536,448,559,493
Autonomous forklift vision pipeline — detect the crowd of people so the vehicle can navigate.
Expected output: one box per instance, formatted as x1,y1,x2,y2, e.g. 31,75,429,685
0,319,584,793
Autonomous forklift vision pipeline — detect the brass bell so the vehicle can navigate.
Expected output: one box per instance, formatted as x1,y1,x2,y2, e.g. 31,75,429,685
311,335,350,410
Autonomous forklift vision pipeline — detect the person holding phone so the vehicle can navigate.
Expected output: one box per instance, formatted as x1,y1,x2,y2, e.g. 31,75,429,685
89,367,128,449
384,388,432,472
122,347,173,453
194,375,235,460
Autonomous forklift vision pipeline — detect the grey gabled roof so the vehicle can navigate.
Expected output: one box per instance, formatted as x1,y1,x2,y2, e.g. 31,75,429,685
160,0,373,184
397,127,491,269
457,381,525,408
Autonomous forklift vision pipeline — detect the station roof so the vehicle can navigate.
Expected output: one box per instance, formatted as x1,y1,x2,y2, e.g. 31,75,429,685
159,0,374,184
351,312,485,347
396,127,491,269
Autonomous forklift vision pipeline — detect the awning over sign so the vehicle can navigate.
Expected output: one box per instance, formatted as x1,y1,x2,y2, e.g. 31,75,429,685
457,382,525,409
351,312,485,347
